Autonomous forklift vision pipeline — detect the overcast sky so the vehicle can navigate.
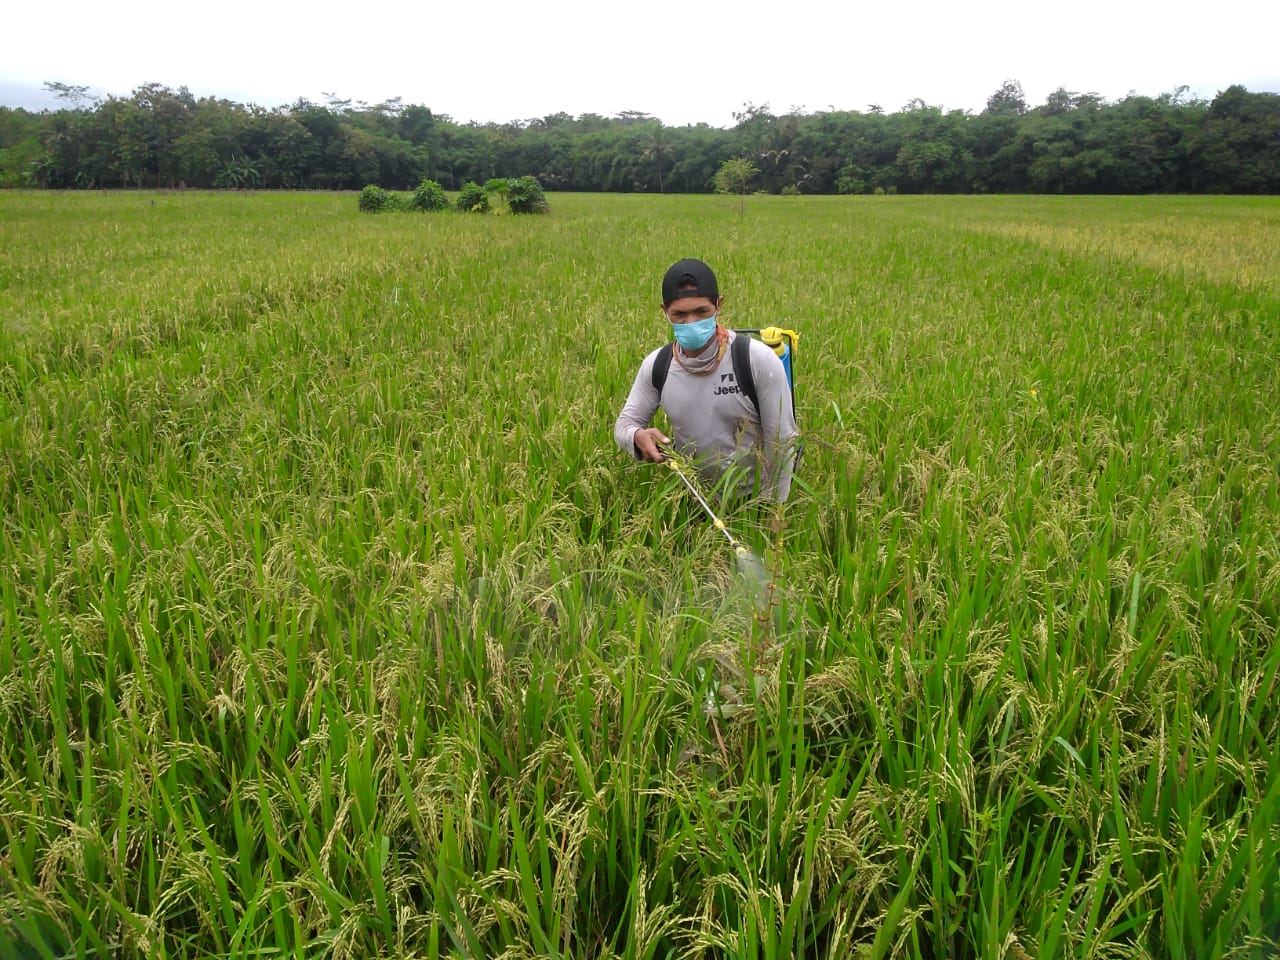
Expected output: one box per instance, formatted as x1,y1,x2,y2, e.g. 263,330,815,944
4,0,1277,125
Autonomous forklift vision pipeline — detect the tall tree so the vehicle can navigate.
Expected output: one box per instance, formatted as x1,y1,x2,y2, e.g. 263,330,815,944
42,81,95,110
641,121,669,193
984,79,1028,116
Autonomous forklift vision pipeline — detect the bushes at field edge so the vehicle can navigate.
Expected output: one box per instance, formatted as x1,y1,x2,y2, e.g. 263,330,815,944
361,176,550,215
457,181,489,214
507,176,549,214
409,179,448,212
358,184,392,213
360,179,449,214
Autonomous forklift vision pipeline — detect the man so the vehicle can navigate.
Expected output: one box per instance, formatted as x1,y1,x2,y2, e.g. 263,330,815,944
614,258,799,502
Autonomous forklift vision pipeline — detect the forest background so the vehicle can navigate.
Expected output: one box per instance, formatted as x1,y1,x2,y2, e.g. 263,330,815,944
1,80,1277,195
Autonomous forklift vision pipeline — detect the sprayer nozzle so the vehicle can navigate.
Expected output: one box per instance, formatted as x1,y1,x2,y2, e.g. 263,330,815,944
735,546,748,558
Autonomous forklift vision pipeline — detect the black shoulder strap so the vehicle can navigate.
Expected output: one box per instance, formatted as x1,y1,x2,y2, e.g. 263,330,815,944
652,337,759,414
732,334,759,414
651,343,674,394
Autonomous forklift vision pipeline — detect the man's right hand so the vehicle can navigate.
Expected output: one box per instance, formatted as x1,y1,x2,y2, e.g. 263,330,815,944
633,428,670,463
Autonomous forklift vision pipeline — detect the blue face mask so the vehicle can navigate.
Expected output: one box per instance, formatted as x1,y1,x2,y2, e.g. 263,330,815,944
672,315,718,351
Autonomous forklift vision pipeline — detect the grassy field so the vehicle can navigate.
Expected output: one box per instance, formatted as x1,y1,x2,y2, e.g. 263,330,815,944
1,190,1277,959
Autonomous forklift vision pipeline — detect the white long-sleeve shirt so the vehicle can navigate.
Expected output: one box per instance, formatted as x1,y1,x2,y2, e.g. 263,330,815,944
614,332,800,501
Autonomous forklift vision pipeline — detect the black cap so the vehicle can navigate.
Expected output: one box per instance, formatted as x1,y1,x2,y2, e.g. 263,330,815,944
661,258,719,305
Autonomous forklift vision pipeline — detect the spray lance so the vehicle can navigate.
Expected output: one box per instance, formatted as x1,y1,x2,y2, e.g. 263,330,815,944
659,446,749,558
653,439,772,590
657,443,772,723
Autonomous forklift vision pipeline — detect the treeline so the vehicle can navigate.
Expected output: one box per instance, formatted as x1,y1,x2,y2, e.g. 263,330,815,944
2,81,1277,194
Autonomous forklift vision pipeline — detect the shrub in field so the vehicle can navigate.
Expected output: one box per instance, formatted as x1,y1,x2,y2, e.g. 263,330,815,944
358,184,392,212
457,181,489,213
507,175,549,214
409,178,448,212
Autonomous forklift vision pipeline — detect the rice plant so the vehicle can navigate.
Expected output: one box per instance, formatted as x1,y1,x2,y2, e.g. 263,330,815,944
1,190,1277,959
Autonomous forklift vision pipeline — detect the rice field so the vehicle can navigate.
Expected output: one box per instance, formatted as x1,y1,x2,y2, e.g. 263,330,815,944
1,190,1278,959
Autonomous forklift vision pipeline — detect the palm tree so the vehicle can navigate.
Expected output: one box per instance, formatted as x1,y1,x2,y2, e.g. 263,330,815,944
641,121,669,194
215,155,261,190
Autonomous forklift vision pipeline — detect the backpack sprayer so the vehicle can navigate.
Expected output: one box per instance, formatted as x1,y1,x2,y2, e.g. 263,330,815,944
736,326,803,471
735,326,799,403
